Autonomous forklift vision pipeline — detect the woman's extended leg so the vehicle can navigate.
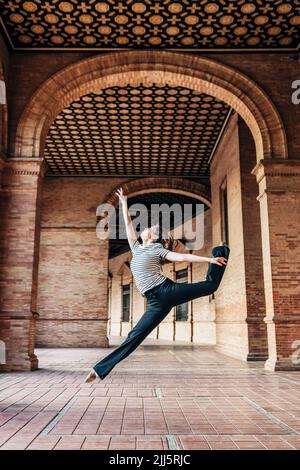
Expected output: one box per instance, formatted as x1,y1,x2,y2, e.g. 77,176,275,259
91,297,171,380
166,245,230,307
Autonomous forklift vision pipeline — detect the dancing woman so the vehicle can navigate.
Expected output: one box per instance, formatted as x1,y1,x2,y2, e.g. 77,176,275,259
85,188,229,382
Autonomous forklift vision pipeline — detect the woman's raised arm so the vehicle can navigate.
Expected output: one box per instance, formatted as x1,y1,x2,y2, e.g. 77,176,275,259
115,187,138,249
165,251,227,266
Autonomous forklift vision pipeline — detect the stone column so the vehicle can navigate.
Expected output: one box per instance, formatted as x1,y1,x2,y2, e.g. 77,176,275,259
211,113,267,361
0,157,46,371
238,119,268,361
252,160,300,371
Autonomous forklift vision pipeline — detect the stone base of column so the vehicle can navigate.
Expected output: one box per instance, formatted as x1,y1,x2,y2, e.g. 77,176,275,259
215,320,269,362
246,320,268,361
0,318,38,371
264,320,300,371
215,321,249,361
265,359,300,371
247,352,269,361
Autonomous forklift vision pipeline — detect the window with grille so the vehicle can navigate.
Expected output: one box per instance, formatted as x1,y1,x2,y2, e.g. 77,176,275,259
122,284,131,322
175,268,189,321
220,178,229,245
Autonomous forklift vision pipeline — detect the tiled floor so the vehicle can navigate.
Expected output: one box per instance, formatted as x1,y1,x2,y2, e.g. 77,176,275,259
1,338,300,450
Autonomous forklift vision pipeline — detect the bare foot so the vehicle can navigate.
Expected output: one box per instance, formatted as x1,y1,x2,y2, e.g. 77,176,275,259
84,369,100,383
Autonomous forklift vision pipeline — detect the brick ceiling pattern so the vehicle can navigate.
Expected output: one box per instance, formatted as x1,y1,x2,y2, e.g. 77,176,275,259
0,0,299,50
44,84,231,181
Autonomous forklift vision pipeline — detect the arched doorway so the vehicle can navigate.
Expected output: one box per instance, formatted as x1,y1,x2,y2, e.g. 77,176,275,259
3,51,298,372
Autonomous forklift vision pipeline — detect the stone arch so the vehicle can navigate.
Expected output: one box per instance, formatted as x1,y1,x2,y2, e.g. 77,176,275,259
99,177,211,254
104,177,211,208
14,51,287,162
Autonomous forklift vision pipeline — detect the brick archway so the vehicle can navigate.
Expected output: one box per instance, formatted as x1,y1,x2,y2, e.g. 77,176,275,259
104,177,211,208
14,51,287,163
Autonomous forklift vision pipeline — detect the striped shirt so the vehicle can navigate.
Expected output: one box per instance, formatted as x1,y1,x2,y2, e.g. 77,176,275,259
130,240,171,296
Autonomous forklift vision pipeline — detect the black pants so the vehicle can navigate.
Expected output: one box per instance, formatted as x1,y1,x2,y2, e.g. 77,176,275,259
93,245,230,379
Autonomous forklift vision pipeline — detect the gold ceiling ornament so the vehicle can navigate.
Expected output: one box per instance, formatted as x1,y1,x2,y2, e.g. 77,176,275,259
279,37,293,45
31,25,45,34
149,36,162,45
44,84,230,179
241,3,256,14
23,1,38,12
214,37,228,45
83,35,97,44
200,27,214,36
132,3,147,14
98,25,111,35
166,26,180,35
181,36,195,45
277,3,293,14
168,3,183,14
44,14,59,24
0,0,298,50
220,15,234,25
204,3,220,14
150,15,164,25
254,15,269,25
64,25,78,34
268,26,282,36
59,2,74,13
95,2,110,13
234,26,248,36
247,36,260,46
290,15,300,25
51,35,64,44
79,14,94,24
115,14,129,24
18,34,32,43
116,36,129,44
9,13,24,23
133,26,146,35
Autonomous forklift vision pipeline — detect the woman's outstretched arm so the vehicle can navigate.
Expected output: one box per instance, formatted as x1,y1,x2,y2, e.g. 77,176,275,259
116,187,137,250
165,251,227,266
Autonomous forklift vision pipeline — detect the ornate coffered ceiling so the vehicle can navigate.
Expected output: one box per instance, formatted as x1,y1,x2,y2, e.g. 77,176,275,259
0,0,299,51
44,83,231,182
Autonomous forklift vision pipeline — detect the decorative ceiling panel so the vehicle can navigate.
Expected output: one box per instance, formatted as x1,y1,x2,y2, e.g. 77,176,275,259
0,0,299,51
44,83,231,181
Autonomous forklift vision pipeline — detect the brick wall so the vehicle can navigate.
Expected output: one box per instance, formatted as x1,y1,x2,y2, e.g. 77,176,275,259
36,176,121,347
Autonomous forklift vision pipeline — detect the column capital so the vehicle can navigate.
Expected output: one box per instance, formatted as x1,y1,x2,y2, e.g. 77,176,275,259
251,159,300,195
251,159,300,182
3,157,47,178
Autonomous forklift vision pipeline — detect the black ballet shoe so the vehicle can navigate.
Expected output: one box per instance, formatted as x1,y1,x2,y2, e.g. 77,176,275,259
212,245,230,260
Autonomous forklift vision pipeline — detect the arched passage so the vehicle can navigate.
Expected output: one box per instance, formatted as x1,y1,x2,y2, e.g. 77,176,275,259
103,177,211,209
14,51,287,163
3,50,298,372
